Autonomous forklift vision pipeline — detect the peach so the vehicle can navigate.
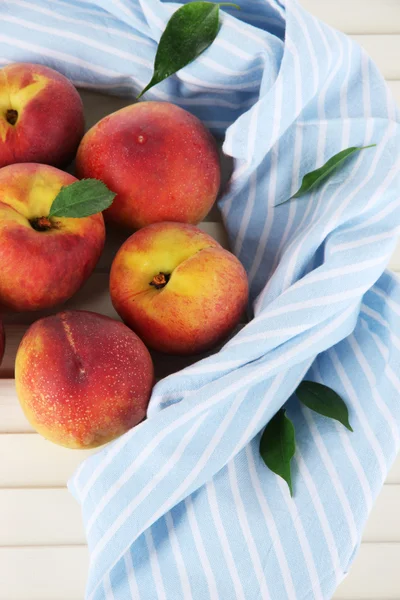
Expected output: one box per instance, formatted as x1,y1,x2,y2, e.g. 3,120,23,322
110,222,248,354
76,101,220,229
0,63,84,168
0,163,105,312
15,310,154,449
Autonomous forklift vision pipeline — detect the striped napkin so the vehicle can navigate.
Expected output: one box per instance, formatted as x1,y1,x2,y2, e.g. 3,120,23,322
2,0,400,598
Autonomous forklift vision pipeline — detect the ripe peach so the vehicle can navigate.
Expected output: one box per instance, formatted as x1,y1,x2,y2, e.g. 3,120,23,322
76,101,220,229
0,63,84,168
0,163,105,312
110,222,248,354
15,310,154,449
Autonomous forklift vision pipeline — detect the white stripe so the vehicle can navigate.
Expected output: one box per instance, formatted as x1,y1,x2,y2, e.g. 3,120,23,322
234,170,257,256
90,390,245,562
87,416,206,536
206,479,247,600
0,33,122,77
292,2,319,96
295,449,343,585
0,14,153,68
230,371,301,458
164,512,193,599
348,335,400,447
361,304,400,352
2,0,154,46
144,529,167,600
103,572,115,600
245,445,297,600
313,364,373,512
290,254,391,291
372,287,400,317
224,16,275,52
386,366,400,400
277,478,324,599
137,390,247,536
361,319,390,361
51,0,116,18
349,193,400,234
184,496,219,600
361,50,371,119
330,348,387,479
332,226,400,254
247,83,283,284
258,29,305,289
183,75,259,92
340,37,353,120
227,459,271,599
112,0,139,21
301,408,359,547
123,551,141,600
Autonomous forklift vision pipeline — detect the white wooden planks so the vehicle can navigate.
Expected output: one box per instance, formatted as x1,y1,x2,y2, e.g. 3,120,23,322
335,544,400,599
0,434,97,487
1,485,399,547
2,430,400,488
352,34,400,80
301,0,400,34
1,544,399,600
0,546,89,600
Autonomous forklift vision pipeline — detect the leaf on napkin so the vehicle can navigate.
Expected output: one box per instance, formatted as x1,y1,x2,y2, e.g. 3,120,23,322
277,144,376,205
137,1,240,99
48,179,116,218
296,380,353,431
259,409,296,496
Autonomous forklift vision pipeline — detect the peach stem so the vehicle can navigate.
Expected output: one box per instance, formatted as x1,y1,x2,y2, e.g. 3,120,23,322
150,272,170,289
5,109,18,126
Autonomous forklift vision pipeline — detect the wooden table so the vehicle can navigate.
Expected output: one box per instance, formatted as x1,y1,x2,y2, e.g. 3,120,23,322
1,1,400,597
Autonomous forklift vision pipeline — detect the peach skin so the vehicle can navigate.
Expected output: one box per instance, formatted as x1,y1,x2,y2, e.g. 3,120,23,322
0,163,105,312
15,310,154,449
76,101,220,229
110,222,248,355
0,62,84,168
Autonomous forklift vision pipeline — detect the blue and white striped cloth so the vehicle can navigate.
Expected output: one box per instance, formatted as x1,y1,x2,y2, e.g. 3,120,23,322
3,0,400,598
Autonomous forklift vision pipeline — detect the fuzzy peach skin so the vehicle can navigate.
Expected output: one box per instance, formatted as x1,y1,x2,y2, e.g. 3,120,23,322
0,319,4,366
0,63,84,168
76,101,220,229
110,222,248,355
15,310,154,449
0,163,105,312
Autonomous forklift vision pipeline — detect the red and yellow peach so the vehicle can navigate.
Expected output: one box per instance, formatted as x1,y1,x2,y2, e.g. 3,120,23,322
0,63,84,168
15,310,154,448
110,222,248,355
0,163,105,312
76,101,220,229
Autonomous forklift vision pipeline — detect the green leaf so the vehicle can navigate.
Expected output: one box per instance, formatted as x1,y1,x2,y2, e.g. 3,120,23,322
259,409,296,496
296,380,353,431
277,144,376,206
48,179,116,219
137,2,239,99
